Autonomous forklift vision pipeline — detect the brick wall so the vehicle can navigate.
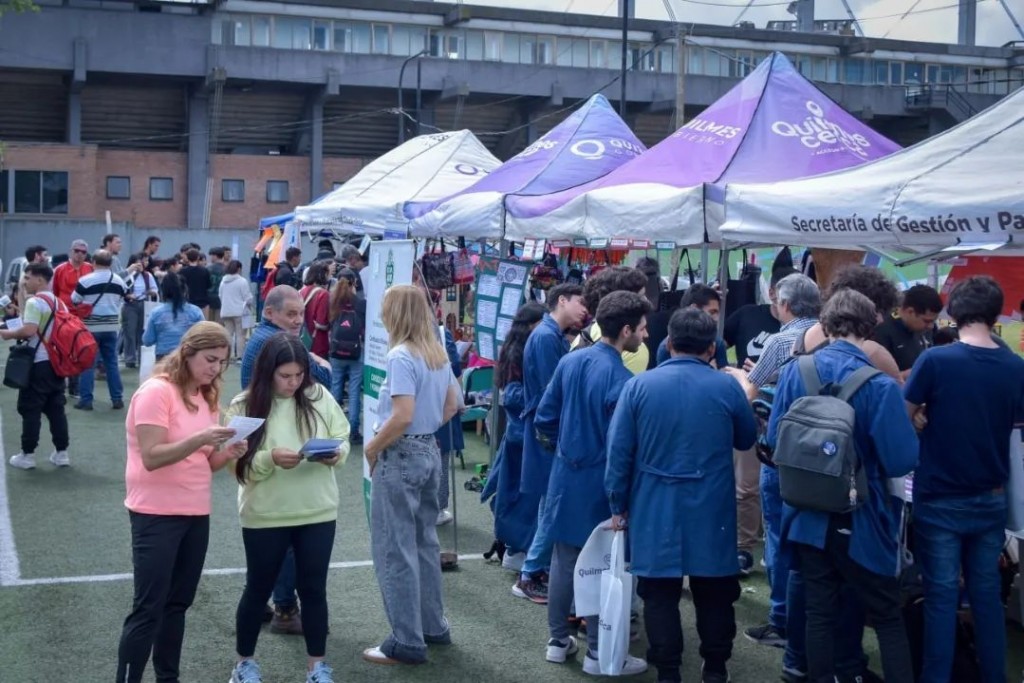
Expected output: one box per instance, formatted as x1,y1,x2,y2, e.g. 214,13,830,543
210,154,310,229
96,149,188,228
3,143,99,219
1,143,370,229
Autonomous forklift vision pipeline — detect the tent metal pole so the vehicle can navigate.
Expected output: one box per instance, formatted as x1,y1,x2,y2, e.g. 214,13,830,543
700,243,710,283
717,247,729,339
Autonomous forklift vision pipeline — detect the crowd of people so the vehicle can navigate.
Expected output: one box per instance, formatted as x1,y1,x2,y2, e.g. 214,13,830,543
484,259,1023,683
1,238,1022,683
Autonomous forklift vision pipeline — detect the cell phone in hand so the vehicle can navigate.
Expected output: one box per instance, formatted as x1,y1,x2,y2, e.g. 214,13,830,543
300,438,344,461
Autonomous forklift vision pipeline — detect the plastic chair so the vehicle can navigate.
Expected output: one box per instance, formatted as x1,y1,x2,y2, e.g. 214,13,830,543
458,366,494,469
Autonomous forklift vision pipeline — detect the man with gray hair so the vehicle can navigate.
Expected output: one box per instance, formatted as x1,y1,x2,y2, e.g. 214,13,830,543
339,243,368,295
723,272,822,653
52,239,94,398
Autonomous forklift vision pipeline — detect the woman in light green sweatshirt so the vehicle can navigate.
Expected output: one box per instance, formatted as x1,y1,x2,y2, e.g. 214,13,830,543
224,332,350,683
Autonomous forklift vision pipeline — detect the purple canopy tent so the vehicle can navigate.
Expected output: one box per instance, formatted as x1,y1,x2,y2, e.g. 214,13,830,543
405,94,646,240
504,52,900,246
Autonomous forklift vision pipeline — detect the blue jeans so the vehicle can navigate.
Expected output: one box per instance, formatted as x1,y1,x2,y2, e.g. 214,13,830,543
272,547,297,610
761,465,787,629
521,494,554,578
785,569,869,676
80,331,123,406
330,357,362,434
914,491,1008,683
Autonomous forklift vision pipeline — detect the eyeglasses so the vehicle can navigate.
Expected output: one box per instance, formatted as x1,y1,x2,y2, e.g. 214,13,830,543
73,249,88,254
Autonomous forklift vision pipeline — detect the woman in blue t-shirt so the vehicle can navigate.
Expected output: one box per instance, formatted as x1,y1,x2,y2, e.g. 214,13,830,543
142,273,206,360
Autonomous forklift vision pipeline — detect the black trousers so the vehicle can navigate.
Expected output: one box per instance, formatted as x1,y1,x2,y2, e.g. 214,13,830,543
236,521,336,658
116,512,209,683
798,516,914,683
637,575,741,682
16,360,69,454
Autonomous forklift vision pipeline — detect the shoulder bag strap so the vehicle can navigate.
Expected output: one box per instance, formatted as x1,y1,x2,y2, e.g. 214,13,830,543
835,366,883,403
797,354,823,396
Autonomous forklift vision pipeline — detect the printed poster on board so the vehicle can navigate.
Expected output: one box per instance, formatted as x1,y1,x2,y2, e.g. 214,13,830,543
361,240,415,520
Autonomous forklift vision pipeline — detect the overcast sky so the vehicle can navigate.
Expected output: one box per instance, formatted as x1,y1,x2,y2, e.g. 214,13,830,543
465,0,1024,47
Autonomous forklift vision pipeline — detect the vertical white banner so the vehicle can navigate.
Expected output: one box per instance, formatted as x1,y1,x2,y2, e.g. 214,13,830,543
361,240,416,520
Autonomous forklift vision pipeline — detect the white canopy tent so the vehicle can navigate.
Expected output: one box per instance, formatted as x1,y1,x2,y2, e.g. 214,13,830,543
720,87,1024,255
293,130,500,236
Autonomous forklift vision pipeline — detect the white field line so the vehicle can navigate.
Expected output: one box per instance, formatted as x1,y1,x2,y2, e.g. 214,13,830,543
4,554,484,588
0,410,483,588
0,412,23,587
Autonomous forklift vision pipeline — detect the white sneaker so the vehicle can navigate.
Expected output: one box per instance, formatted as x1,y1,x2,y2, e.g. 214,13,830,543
583,653,648,676
502,551,526,572
8,453,36,470
545,635,578,663
436,510,453,526
49,451,70,468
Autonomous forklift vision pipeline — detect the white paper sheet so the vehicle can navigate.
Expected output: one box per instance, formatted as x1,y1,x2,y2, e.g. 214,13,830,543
224,416,265,447
478,332,495,361
477,274,501,299
477,299,498,328
496,316,513,342
4,317,23,331
500,288,522,317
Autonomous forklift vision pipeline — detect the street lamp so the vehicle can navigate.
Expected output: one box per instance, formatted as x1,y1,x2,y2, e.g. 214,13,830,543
398,49,429,144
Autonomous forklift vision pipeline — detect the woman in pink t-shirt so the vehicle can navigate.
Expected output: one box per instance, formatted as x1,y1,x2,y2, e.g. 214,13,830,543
116,322,248,683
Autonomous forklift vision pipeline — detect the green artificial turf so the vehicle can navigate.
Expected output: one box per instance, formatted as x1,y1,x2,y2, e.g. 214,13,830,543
0,364,1021,682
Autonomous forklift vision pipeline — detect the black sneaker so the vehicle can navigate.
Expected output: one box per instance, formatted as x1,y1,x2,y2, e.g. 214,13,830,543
350,431,363,445
738,550,754,577
744,623,787,648
73,402,93,411
111,400,124,410
702,662,731,683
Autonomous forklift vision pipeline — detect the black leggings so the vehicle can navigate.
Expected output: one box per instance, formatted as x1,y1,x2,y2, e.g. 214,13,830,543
236,521,336,658
116,512,209,683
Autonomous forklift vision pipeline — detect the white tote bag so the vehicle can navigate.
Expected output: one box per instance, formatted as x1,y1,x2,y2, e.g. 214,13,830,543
598,531,632,675
574,519,614,617
139,346,156,385
1007,428,1024,534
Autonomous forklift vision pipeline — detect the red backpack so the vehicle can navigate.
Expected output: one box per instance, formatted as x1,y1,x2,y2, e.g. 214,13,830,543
35,294,97,377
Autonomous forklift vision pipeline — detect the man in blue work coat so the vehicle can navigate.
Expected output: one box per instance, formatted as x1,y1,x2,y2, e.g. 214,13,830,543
535,291,651,676
769,290,917,683
606,307,757,683
515,282,588,602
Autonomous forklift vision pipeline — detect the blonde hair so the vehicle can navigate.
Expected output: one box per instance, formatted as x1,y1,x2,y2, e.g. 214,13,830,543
154,321,229,413
381,284,448,369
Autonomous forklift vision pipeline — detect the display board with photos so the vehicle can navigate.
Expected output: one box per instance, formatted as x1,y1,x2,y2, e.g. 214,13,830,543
473,257,531,361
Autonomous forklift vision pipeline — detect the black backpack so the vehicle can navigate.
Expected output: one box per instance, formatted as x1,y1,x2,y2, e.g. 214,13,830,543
330,301,363,360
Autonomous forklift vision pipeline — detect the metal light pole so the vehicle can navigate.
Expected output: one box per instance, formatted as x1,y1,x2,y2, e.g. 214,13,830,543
620,0,630,116
398,49,429,144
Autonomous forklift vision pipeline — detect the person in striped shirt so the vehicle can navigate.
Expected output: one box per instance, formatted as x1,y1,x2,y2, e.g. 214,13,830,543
71,249,128,411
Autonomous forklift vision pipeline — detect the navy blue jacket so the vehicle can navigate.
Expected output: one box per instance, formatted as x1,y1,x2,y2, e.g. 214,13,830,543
520,313,569,495
606,356,756,577
769,341,918,577
536,342,633,548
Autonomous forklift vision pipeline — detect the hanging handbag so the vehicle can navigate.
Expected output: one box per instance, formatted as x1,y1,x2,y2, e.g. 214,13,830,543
452,248,475,285
3,343,36,389
725,249,761,318
421,240,454,290
660,249,695,312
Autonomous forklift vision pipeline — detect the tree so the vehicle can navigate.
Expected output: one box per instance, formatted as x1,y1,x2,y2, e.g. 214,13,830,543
0,0,38,16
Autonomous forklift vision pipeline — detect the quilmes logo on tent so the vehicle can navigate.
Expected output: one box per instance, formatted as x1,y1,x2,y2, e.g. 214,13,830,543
672,118,743,146
771,100,872,158
520,137,643,160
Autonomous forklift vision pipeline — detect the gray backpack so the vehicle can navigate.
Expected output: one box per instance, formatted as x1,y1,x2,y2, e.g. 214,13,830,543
774,355,879,514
